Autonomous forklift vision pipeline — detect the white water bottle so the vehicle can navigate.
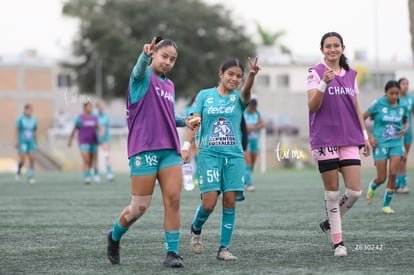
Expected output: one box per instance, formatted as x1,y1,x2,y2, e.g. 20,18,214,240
182,162,194,191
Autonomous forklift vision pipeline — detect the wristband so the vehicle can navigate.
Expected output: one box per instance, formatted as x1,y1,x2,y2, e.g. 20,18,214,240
363,130,369,140
318,81,327,93
182,141,191,151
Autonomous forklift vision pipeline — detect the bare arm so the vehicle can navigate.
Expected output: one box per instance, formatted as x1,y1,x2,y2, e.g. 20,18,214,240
15,127,19,149
67,126,77,147
355,96,371,156
308,90,324,113
308,66,333,113
181,114,201,163
241,57,260,104
355,95,368,132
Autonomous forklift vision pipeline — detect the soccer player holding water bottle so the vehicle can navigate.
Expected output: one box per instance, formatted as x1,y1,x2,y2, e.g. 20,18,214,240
182,57,260,261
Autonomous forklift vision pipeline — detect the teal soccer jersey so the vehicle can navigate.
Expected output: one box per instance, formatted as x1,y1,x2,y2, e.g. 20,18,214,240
367,96,408,147
16,115,37,144
98,112,111,143
191,88,248,158
400,93,414,125
400,93,414,144
243,110,262,139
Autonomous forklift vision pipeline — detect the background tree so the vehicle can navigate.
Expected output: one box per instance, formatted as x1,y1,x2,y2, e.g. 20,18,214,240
256,24,291,55
62,0,256,99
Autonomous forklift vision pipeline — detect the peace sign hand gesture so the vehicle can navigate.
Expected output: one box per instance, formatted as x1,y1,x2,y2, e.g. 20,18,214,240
143,36,163,57
247,56,261,76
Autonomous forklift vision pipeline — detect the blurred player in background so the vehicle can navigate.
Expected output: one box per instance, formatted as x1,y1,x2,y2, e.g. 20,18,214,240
396,77,414,194
96,101,115,182
67,102,102,184
243,97,264,191
364,80,408,213
15,104,37,184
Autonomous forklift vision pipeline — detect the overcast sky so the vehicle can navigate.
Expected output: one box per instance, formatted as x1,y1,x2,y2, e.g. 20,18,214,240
0,0,411,62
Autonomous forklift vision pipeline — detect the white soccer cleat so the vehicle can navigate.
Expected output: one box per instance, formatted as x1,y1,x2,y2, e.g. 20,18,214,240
94,175,101,183
217,246,237,261
28,178,36,184
334,245,347,257
401,186,410,194
15,174,21,182
190,226,203,254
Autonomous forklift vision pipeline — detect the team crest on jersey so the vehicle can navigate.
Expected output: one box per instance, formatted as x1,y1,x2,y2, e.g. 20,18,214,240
382,107,387,113
230,95,236,102
209,117,236,146
400,108,404,116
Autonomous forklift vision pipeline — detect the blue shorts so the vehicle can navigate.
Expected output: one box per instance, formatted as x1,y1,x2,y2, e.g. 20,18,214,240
247,138,259,153
197,154,245,194
404,128,412,145
79,144,98,153
372,145,404,161
129,149,181,176
18,141,36,153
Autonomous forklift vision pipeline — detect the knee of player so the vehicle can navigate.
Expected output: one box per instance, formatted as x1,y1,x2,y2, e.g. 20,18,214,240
126,195,152,221
346,188,362,199
166,197,181,211
201,203,216,212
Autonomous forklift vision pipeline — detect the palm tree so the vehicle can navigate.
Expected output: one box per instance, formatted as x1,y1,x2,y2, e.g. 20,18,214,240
256,24,291,55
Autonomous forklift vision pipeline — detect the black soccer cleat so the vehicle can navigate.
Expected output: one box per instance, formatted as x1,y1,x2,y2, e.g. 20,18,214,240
107,231,120,264
163,252,184,268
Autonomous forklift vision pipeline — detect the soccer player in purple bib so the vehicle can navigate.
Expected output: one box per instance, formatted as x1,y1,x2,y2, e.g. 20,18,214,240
106,36,194,268
68,102,101,184
307,32,371,257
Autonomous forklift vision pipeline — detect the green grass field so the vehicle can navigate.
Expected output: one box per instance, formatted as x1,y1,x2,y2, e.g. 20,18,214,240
1,169,413,275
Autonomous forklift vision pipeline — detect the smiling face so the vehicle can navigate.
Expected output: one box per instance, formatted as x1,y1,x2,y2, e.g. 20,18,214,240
150,45,177,76
219,66,243,92
320,36,344,64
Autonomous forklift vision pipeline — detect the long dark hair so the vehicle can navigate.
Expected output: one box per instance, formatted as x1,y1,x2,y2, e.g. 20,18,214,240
220,58,245,74
384,80,400,92
320,32,350,71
